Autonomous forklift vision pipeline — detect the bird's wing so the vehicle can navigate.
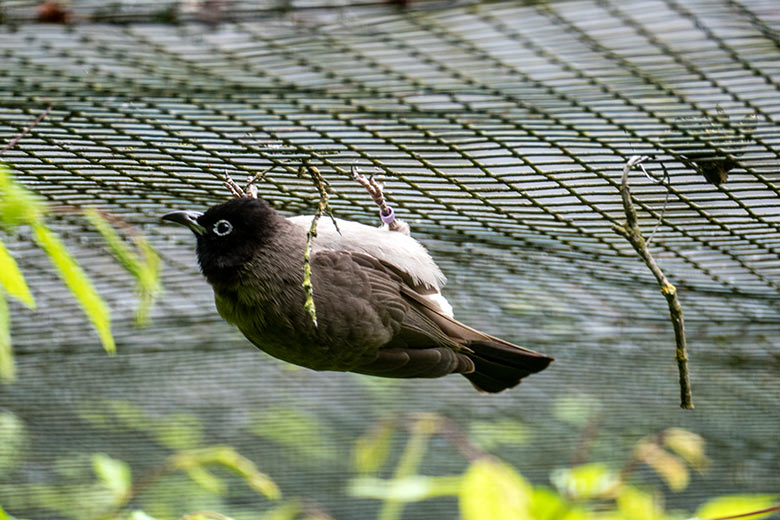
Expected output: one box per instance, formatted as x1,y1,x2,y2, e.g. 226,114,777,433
310,249,474,378
398,282,549,356
311,249,551,386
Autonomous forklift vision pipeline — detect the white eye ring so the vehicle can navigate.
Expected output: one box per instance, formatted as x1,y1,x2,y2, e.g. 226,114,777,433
213,219,233,236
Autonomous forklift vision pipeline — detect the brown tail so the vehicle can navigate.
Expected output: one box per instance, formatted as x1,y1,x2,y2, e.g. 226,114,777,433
463,340,553,393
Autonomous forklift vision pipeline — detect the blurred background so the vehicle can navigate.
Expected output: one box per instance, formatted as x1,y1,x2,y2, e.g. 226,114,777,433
0,0,778,518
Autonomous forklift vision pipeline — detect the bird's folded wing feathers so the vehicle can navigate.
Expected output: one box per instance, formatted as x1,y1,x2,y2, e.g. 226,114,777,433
288,214,446,293
395,267,552,359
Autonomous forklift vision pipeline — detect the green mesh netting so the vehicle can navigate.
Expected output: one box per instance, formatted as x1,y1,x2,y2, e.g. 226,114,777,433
0,0,778,518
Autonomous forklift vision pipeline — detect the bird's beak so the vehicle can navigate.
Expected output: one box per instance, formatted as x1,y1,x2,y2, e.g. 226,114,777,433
162,210,206,235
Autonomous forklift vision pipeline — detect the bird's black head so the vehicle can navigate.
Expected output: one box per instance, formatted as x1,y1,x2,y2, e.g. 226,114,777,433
163,197,282,284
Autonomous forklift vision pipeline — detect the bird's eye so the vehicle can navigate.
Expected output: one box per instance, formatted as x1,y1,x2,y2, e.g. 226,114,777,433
213,219,233,236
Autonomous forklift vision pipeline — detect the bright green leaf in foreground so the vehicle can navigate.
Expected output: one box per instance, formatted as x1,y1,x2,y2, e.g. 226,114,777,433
529,486,587,520
0,164,45,230
694,494,778,520
0,241,35,309
617,485,668,520
0,293,13,383
83,208,161,326
0,504,26,520
460,458,532,520
31,221,114,354
92,453,132,498
551,462,618,501
127,512,158,520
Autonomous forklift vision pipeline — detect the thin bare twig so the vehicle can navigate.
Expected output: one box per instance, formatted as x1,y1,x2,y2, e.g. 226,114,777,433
1,105,53,155
613,155,693,409
222,165,276,199
706,503,780,520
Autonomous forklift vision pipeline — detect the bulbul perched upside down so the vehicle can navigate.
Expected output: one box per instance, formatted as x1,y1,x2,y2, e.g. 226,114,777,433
163,197,552,392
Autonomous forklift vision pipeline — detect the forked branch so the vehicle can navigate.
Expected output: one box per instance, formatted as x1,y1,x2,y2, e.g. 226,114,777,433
614,155,693,409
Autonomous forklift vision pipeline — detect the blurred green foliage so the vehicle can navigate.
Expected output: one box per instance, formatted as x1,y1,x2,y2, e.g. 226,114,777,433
248,407,341,465
1,397,779,520
0,162,162,382
83,208,162,326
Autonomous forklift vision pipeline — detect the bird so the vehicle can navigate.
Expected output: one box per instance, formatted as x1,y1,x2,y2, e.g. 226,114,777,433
162,197,552,392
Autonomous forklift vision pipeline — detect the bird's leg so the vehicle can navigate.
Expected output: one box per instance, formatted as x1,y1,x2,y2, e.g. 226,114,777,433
351,166,409,235
223,171,246,198
243,164,277,199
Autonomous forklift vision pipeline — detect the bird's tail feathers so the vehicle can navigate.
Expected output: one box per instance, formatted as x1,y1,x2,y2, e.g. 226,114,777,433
400,287,553,392
463,339,553,393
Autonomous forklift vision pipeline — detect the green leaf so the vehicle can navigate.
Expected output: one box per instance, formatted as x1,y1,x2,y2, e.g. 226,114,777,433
0,241,34,308
663,428,709,473
352,419,395,475
169,446,281,500
32,222,114,354
635,440,689,492
132,235,161,326
92,453,132,497
180,514,236,520
694,494,778,520
0,411,28,473
550,463,618,500
128,512,158,520
349,476,462,502
529,486,587,520
186,465,226,494
468,419,529,450
460,458,532,520
0,293,13,383
262,501,302,520
83,208,161,326
0,164,45,230
0,504,27,520
617,485,668,520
